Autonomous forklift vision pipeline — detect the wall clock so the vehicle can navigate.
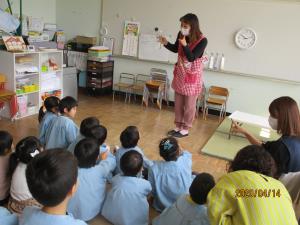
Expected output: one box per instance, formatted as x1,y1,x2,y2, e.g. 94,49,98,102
235,28,257,49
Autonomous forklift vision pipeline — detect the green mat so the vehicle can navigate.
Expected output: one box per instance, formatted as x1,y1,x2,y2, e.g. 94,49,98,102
201,118,280,161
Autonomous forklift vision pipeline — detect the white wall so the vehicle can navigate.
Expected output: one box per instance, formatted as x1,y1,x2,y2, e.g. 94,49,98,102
103,0,300,82
104,0,300,116
0,0,56,23
113,56,300,116
56,0,102,41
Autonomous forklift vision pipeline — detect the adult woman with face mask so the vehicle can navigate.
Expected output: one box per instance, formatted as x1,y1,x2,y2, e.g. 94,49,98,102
233,96,300,178
159,13,208,138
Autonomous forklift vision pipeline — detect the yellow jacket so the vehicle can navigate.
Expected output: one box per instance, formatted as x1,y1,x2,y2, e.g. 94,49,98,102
207,170,297,225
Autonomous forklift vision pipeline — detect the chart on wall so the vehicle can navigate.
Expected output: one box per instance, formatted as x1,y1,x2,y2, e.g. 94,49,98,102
122,21,140,57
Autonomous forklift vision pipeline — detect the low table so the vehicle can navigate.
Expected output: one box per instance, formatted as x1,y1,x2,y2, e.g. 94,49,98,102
201,113,279,160
228,111,271,139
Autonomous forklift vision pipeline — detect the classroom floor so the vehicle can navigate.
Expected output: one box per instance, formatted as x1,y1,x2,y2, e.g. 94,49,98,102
0,92,228,224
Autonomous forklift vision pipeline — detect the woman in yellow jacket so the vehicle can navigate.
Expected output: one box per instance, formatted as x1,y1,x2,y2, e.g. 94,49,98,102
207,145,298,225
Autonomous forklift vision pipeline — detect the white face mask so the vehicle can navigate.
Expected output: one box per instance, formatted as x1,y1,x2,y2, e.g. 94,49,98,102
268,116,278,130
181,27,190,36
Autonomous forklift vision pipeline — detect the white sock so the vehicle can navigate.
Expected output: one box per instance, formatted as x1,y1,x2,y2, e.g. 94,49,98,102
180,129,189,135
174,127,181,132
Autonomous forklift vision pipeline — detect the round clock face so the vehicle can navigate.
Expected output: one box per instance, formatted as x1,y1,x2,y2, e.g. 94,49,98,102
235,28,257,49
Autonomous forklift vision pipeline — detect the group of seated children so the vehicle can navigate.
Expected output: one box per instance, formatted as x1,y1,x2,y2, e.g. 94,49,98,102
1,95,300,225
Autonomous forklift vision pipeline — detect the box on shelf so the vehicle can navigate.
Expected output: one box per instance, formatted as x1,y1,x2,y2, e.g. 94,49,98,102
17,95,28,116
15,56,33,64
88,46,112,63
76,36,97,45
27,104,37,115
27,33,50,43
41,90,62,101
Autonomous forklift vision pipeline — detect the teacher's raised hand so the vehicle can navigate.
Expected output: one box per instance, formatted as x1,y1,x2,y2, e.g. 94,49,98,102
158,36,168,46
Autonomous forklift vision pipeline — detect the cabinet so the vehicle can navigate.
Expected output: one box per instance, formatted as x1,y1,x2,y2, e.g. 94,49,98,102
0,50,63,119
86,60,113,94
63,67,77,100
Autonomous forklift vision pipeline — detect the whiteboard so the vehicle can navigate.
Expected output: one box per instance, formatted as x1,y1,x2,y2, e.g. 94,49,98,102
102,0,300,82
138,34,177,63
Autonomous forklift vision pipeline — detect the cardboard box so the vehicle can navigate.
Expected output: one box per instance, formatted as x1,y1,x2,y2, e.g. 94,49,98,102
76,36,97,45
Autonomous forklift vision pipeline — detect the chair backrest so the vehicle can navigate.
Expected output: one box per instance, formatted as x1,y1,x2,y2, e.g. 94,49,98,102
208,86,229,98
150,68,168,83
119,73,135,84
135,74,150,85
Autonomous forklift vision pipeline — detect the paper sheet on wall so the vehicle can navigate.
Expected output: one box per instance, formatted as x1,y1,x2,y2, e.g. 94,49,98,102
138,34,177,63
122,21,140,57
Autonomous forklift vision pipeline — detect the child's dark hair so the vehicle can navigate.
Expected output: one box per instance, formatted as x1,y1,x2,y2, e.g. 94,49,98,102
80,117,100,137
229,145,274,177
120,150,143,177
0,131,13,156
189,173,215,205
159,137,179,161
26,149,78,207
8,136,42,177
120,126,140,149
38,96,60,123
89,125,107,146
59,96,78,114
74,138,99,168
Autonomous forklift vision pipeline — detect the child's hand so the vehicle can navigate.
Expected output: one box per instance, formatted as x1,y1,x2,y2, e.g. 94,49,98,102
100,151,108,160
112,145,120,155
147,194,154,205
178,144,183,155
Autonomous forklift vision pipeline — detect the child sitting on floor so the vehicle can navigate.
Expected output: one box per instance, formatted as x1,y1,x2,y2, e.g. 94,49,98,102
67,117,100,153
153,173,215,225
115,126,153,175
38,96,60,146
8,137,42,214
148,137,194,212
20,149,87,225
0,206,18,225
101,150,152,225
45,96,78,149
0,131,13,206
68,138,116,221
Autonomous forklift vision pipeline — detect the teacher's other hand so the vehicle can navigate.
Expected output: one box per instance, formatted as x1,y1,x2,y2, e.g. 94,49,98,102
179,36,187,47
231,121,247,135
158,36,168,45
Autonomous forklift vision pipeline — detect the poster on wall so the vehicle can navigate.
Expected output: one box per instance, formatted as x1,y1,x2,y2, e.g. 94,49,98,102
122,21,140,57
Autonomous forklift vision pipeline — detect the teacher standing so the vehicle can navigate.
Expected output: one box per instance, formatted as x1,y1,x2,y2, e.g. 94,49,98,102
159,13,208,138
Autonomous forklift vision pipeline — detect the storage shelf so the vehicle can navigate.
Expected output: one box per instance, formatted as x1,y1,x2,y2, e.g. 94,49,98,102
0,50,63,120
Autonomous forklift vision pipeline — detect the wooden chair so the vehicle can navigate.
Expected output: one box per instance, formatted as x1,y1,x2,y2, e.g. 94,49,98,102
195,84,206,118
113,73,135,103
203,86,229,122
129,74,150,102
142,68,169,110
